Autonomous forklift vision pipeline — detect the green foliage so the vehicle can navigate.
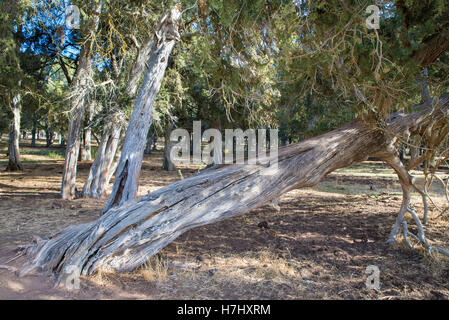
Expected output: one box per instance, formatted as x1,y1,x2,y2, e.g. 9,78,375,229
2,0,449,147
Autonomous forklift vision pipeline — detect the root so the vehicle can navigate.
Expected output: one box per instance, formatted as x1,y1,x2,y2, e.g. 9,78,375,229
384,154,449,258
397,206,449,257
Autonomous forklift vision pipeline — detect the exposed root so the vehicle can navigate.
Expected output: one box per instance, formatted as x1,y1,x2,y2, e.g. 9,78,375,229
399,207,449,257
384,155,449,258
0,265,17,272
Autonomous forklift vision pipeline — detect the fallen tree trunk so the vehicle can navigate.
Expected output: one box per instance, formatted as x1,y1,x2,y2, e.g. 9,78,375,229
19,94,449,285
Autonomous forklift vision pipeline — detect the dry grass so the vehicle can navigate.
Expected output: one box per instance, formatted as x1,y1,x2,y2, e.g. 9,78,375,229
1,141,449,299
140,255,170,282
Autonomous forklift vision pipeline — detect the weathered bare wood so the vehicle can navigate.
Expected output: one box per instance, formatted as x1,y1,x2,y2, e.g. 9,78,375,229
82,8,165,199
60,2,102,200
19,94,449,284
82,115,123,198
103,5,182,212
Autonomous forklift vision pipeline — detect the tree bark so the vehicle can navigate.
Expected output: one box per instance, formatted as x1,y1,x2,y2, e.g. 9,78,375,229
81,101,94,161
81,7,174,199
59,131,65,147
82,119,122,198
144,129,156,155
6,91,23,172
20,93,449,284
45,124,53,148
162,119,176,171
31,125,36,148
102,6,182,212
60,2,102,200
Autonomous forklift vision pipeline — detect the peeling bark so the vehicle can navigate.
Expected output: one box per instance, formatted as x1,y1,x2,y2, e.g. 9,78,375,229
82,7,177,200
20,93,449,284
31,126,36,148
82,119,123,198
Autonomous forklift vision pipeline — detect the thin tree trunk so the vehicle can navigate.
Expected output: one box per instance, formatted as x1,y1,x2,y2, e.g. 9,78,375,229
81,101,94,161
31,125,36,148
144,137,153,155
162,119,176,171
145,130,156,155
59,131,65,147
82,120,122,198
45,124,53,148
81,6,172,199
60,2,102,200
153,136,158,151
61,96,85,198
20,94,449,284
6,91,23,172
103,6,182,212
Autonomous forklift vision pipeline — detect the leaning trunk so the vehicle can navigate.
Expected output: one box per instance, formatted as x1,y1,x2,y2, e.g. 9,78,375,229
60,2,102,200
6,92,23,172
103,6,182,212
19,94,449,283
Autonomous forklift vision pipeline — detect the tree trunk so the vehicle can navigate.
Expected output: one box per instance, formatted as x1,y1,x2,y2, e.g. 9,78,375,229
81,101,94,161
153,137,158,151
20,93,449,284
31,125,36,148
6,91,23,172
59,130,65,147
81,7,177,200
144,137,153,155
82,120,122,198
162,120,176,171
145,129,156,155
61,96,85,198
60,2,102,200
102,6,182,212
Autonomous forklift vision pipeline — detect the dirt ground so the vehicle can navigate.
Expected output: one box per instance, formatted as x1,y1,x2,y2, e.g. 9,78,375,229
1,140,449,300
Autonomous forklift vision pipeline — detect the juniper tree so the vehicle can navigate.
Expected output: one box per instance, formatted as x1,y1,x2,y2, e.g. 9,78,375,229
17,1,449,284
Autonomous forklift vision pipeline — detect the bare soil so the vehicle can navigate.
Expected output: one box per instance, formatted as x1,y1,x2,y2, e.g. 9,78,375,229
0,141,449,300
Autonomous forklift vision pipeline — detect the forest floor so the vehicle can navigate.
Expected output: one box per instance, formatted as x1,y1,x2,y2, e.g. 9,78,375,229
0,139,449,300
